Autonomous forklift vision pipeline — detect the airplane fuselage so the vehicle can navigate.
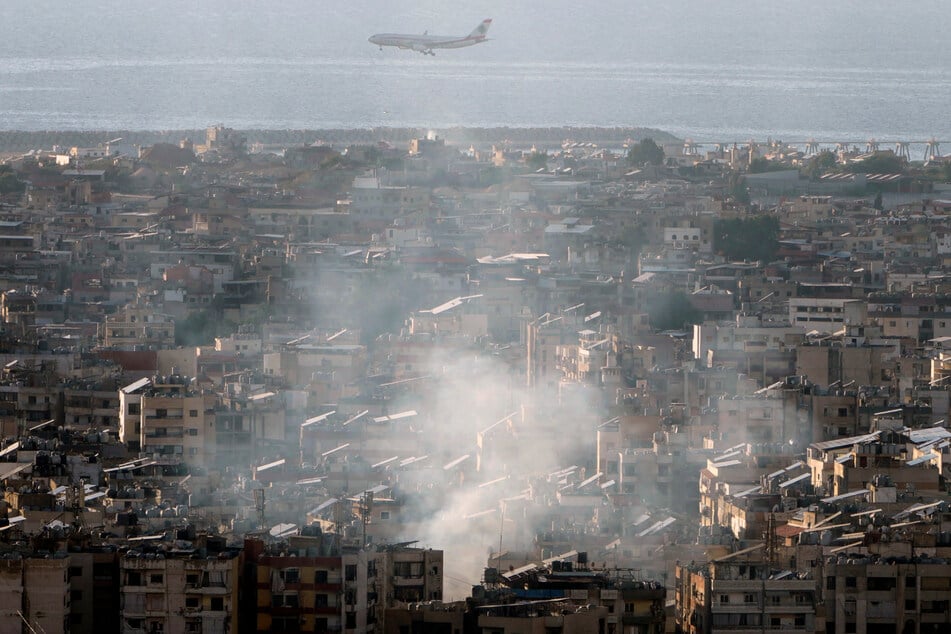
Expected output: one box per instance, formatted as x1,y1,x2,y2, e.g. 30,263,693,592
368,34,486,49
369,19,491,55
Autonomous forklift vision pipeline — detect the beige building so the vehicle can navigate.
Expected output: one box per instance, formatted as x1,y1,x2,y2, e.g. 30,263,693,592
120,545,241,634
676,552,818,634
247,534,442,633
0,556,70,634
102,304,175,350
118,375,217,467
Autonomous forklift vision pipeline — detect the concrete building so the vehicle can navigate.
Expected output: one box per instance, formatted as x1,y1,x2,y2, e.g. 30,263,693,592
119,542,241,634
103,304,176,350
0,555,71,634
676,552,818,634
118,375,217,467
245,533,443,633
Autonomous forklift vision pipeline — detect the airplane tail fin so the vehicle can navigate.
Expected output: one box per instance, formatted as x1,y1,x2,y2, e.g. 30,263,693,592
468,19,492,38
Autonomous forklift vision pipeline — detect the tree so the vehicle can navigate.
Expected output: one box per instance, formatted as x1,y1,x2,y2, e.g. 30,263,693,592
845,153,904,174
714,215,780,262
803,150,838,180
175,310,237,346
617,225,647,259
748,157,791,174
727,172,750,205
0,166,23,195
647,291,702,332
526,151,549,171
627,138,665,166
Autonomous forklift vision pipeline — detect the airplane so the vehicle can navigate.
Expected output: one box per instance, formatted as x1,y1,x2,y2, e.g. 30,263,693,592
368,19,492,56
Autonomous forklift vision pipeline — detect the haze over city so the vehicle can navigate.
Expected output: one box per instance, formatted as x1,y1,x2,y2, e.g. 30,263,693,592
0,2,950,634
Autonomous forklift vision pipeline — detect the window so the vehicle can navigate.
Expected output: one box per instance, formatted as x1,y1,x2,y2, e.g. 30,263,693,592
827,576,836,590
315,570,328,584
280,568,300,584
345,564,357,581
315,594,328,607
185,597,200,609
346,612,356,629
719,594,729,604
271,617,300,632
189,409,198,417
845,577,856,588
186,573,199,586
868,576,896,591
71,590,83,601
69,566,82,579
906,576,916,588
380,511,390,520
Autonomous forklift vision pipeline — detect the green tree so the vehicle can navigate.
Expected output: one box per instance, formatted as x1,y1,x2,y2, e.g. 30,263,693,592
647,291,702,332
175,310,229,346
627,138,665,166
748,157,791,174
803,150,838,180
713,215,780,262
526,151,549,171
0,166,24,195
845,153,904,174
727,172,750,204
617,225,647,259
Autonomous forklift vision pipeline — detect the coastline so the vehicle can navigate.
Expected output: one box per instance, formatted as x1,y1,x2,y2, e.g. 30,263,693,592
0,126,680,153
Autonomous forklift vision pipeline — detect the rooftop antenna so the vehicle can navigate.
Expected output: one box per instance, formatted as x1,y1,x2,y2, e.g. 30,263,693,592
496,501,505,573
361,490,374,548
253,488,266,532
68,480,87,532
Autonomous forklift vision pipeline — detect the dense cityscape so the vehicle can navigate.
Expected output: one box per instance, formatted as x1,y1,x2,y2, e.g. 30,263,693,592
0,126,950,633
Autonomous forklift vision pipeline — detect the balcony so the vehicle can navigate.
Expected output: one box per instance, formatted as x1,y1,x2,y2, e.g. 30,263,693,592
715,602,761,613
184,584,229,595
763,604,814,614
391,575,425,587
712,581,762,591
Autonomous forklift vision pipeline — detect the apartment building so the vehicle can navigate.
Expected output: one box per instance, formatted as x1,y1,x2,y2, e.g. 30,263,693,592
676,553,818,634
788,298,866,332
118,375,216,467
66,548,120,634
245,533,443,633
119,543,241,634
0,555,71,634
103,304,176,350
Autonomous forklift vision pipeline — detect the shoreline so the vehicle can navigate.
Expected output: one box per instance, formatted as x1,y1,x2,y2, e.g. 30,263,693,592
0,126,680,153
